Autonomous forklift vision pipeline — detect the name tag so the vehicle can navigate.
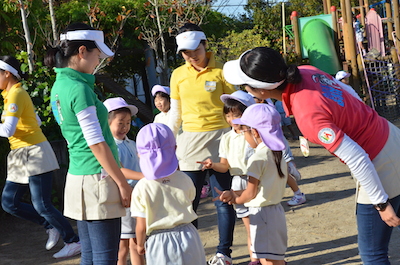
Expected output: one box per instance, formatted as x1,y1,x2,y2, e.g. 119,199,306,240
204,81,217,92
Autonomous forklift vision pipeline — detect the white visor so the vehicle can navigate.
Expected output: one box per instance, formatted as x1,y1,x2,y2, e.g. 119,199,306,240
176,31,207,53
223,50,285,90
60,30,114,58
0,60,21,80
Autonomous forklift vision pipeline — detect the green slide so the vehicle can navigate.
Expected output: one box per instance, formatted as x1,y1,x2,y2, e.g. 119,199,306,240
301,18,341,75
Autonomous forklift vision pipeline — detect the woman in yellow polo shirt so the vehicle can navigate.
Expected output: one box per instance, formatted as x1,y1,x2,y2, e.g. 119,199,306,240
0,55,80,258
167,23,236,265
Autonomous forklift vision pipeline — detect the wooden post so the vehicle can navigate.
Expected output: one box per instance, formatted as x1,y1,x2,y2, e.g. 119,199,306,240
386,1,393,41
331,6,341,58
345,0,360,90
323,0,328,14
340,0,350,62
326,0,332,14
291,11,302,62
393,0,400,41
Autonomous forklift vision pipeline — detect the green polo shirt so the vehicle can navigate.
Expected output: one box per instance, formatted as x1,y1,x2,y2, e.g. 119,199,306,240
50,67,119,175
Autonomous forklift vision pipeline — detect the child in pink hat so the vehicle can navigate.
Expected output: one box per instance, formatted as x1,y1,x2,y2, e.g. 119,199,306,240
215,103,288,265
103,97,145,265
131,123,206,265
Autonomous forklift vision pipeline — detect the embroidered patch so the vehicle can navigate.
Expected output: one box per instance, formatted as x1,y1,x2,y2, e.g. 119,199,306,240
204,81,217,92
8,103,17,113
318,128,335,144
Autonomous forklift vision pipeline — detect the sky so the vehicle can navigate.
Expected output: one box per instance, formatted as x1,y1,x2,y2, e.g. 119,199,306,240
211,0,247,17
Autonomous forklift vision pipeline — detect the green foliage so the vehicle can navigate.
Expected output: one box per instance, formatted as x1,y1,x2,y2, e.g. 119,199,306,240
15,51,62,141
208,28,271,62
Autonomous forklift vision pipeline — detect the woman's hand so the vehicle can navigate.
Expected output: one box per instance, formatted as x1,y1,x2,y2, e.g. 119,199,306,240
197,158,213,171
118,182,132,208
378,203,400,227
137,245,145,255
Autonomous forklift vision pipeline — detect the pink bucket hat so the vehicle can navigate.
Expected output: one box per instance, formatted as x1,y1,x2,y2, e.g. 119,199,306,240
232,103,286,151
103,97,138,116
151,85,170,96
136,123,178,180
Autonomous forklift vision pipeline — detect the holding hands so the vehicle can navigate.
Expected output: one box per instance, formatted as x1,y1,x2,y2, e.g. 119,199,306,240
213,187,237,205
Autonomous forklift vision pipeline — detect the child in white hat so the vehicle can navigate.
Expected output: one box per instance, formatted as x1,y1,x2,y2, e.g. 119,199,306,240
151,85,171,125
131,123,206,265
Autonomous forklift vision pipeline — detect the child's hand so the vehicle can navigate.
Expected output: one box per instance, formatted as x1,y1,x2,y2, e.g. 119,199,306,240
196,158,213,171
137,245,145,255
213,187,235,204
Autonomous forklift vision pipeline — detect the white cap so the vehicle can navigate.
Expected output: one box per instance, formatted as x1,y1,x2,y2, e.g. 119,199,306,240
60,30,114,58
151,85,170,96
176,31,207,53
223,50,285,89
335,71,351,81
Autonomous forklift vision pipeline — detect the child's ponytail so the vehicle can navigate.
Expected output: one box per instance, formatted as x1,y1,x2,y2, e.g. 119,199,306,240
272,151,285,178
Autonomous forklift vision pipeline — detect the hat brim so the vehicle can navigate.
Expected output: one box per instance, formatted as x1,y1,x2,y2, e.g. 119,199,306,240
223,59,246,86
176,39,201,53
95,41,114,58
127,105,138,116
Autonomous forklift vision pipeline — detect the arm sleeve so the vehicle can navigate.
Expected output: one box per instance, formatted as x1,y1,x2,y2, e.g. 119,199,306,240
36,113,42,126
166,98,182,136
333,134,388,204
76,106,105,146
0,116,18,137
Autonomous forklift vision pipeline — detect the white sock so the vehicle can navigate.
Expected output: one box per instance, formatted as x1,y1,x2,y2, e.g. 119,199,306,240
294,189,302,196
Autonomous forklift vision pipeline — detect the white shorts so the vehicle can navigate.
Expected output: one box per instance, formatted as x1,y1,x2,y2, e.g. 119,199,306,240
121,207,136,239
145,223,206,265
232,175,249,218
249,204,287,260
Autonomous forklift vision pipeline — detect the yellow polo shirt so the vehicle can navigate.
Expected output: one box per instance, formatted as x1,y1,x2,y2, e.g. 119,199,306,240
170,52,236,132
1,83,46,150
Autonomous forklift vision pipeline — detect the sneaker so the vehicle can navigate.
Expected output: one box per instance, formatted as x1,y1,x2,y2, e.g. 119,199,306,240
46,228,60,250
53,242,81,259
208,253,233,265
201,182,211,198
288,161,302,181
287,193,306,206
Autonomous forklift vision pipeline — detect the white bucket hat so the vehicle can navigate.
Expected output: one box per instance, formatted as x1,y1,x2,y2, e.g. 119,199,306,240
60,30,114,58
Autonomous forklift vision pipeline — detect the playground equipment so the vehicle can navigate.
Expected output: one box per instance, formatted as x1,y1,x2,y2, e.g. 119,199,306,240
288,0,400,121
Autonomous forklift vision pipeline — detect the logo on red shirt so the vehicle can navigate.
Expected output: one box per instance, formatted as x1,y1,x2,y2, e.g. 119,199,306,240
318,128,335,144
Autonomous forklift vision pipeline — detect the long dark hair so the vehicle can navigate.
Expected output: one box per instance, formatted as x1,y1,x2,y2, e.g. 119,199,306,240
241,47,302,91
271,151,285,178
0,55,27,80
44,23,97,68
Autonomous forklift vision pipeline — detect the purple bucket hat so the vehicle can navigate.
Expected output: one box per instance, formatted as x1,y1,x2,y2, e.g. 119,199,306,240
103,97,138,116
232,103,286,151
151,85,170,96
136,123,178,180
220,90,255,107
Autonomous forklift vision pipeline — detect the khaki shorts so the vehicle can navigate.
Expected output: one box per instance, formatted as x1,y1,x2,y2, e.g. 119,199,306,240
176,128,230,171
64,173,125,221
249,204,287,260
356,122,400,204
7,141,59,184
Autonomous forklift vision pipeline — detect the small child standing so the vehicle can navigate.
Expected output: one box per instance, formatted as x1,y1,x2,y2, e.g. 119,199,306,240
103,97,145,265
131,123,206,264
151,85,171,125
215,103,288,265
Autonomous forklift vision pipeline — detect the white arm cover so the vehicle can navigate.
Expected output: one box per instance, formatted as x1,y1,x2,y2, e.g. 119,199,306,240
76,106,105,146
337,81,363,101
166,98,182,136
0,116,18,137
333,134,388,204
36,113,42,126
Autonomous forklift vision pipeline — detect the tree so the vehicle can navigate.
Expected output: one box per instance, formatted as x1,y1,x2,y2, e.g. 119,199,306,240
139,0,212,85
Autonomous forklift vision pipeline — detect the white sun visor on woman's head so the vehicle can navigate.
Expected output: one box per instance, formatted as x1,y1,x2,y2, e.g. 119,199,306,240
176,31,207,53
223,50,285,90
60,30,114,58
0,60,21,80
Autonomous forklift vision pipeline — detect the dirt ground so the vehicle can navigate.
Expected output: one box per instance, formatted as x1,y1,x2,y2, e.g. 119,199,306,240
1,126,400,265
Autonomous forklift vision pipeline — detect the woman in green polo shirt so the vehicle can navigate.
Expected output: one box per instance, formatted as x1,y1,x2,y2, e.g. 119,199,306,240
45,23,131,265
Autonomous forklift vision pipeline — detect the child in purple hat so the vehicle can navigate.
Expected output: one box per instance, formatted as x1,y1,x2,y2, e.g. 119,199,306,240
130,123,206,265
214,103,288,265
104,97,145,265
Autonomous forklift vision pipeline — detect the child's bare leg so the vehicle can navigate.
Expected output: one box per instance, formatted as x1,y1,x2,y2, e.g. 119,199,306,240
129,238,145,265
260,258,286,265
242,216,258,262
118,239,129,265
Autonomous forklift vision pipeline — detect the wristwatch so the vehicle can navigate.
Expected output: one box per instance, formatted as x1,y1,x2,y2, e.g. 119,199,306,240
374,200,390,211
